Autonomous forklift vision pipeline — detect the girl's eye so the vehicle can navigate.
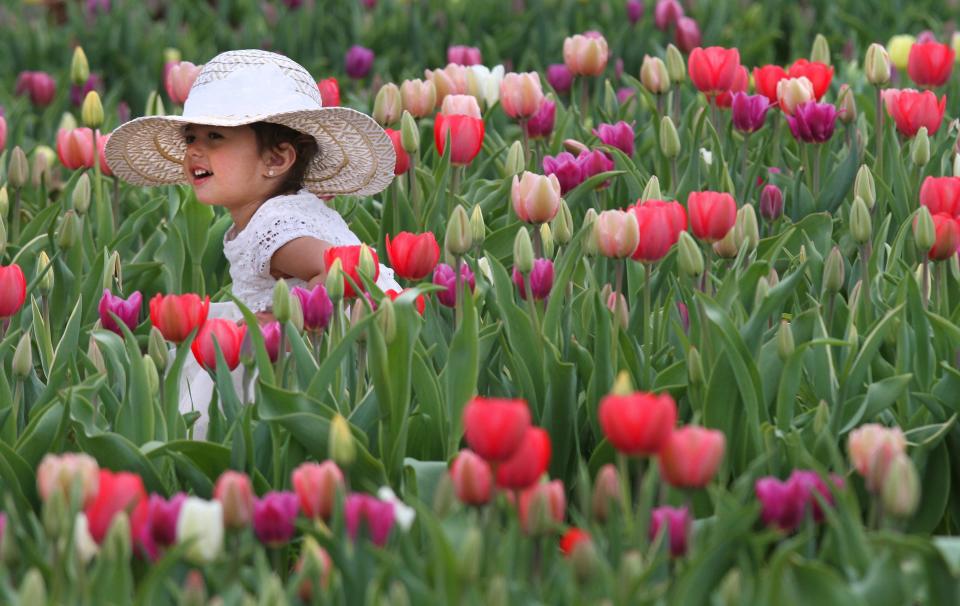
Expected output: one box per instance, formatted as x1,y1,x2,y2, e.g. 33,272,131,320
184,134,196,144
208,132,222,140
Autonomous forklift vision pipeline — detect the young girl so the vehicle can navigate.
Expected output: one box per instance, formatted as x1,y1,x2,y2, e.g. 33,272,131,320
105,49,400,438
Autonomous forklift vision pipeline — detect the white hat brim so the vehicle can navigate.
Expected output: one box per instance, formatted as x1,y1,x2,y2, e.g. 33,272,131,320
104,106,396,197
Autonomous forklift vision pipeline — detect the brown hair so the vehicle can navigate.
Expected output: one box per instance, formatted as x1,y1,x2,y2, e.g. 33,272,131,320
249,122,320,196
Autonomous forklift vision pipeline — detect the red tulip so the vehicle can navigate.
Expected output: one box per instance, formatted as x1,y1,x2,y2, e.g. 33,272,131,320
658,426,725,488
714,66,749,109
385,232,440,280
85,469,148,544
687,191,737,243
450,449,494,505
463,397,531,462
907,42,955,88
629,200,687,263
149,293,210,343
434,113,485,166
15,71,56,107
929,214,960,261
0,264,27,318
599,392,677,455
384,128,409,175
324,245,380,298
191,318,247,371
920,176,960,217
687,47,741,98
56,127,96,170
292,461,344,521
559,528,591,556
883,89,947,137
384,288,426,315
496,427,552,490
317,77,341,107
752,65,787,105
787,59,834,100
97,131,113,176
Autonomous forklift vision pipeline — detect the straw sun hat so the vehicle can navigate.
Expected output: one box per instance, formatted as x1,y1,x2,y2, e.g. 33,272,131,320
105,49,396,197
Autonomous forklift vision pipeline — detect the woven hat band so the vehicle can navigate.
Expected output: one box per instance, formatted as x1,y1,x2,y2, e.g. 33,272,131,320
183,63,321,120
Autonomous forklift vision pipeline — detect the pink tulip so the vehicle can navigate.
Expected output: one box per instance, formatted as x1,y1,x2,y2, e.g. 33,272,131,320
0,116,6,151
512,171,562,224
593,121,635,157
97,131,113,176
848,424,907,493
292,461,344,521
518,480,566,535
594,210,640,259
344,493,395,546
563,34,610,77
525,99,556,139
292,285,334,332
36,452,99,508
658,426,725,488
500,72,544,120
56,128,96,170
450,450,493,505
213,471,255,529
440,94,482,118
649,506,691,557
512,258,554,300
447,45,482,66
165,61,201,105
400,79,437,117
425,63,470,106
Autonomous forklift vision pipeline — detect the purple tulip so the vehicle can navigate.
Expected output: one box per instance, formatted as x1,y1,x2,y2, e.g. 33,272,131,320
260,321,281,362
617,87,636,105
542,152,583,194
360,0,376,9
70,73,103,108
546,64,574,95
759,184,784,221
654,0,684,31
15,71,56,107
675,17,702,53
788,470,843,523
292,284,333,332
512,258,555,300
576,149,615,188
525,99,556,139
98,289,142,335
916,30,938,44
117,101,131,124
140,493,187,560
786,101,838,144
344,493,395,546
676,301,690,334
85,0,110,14
282,0,304,8
433,263,475,308
626,0,644,24
344,45,374,80
649,506,691,557
593,121,635,157
755,470,844,532
731,93,771,134
253,491,299,546
447,45,482,66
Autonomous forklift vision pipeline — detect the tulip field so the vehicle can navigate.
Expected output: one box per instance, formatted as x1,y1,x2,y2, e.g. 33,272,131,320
6,0,960,603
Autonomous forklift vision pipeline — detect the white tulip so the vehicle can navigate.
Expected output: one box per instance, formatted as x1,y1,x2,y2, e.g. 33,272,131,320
176,497,224,564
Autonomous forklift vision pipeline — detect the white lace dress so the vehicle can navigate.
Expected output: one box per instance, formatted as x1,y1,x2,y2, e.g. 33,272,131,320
178,189,400,440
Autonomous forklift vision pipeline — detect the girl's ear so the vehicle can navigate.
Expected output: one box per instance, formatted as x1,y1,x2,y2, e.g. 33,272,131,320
263,142,297,176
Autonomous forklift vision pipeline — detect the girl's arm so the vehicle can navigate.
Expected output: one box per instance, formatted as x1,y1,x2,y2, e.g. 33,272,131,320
269,236,331,286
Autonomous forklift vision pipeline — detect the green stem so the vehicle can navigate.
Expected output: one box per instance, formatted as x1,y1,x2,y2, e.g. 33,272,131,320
531,224,543,258
875,85,884,176
409,155,420,227
519,117,530,169
922,257,930,310
454,255,463,329
643,263,653,387
523,272,541,339
11,187,21,243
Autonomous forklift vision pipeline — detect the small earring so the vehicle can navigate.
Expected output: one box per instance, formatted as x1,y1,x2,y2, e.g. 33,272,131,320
268,169,274,177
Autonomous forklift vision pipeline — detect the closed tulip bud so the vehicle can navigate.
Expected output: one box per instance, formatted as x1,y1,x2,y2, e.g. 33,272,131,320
760,184,784,222
659,116,680,159
950,254,960,280
754,277,770,308
269,279,291,324
8,146,29,189
89,337,107,373
777,321,795,360
823,246,845,293
470,205,486,247
18,569,46,605
102,510,132,561
665,44,686,83
540,224,555,258
640,55,671,95
373,83,403,126
329,414,356,466
837,85,857,124
591,464,621,522
0,187,7,216
0,218,5,254
289,294,304,332
350,295,368,333
181,571,206,606
735,204,760,253
358,244,377,282
688,347,703,385
56,210,80,251
552,199,573,245
81,91,104,129
605,289,629,330
400,111,419,153
881,453,919,518
911,126,930,167
642,175,662,201
143,354,159,396
58,112,78,132
583,208,599,255
148,326,168,372
31,152,49,189
712,229,738,259
70,46,90,86
887,35,916,71
850,196,872,244
914,206,937,252
377,298,397,343
144,90,166,117
487,577,509,606
445,205,473,256
810,34,830,65
37,251,53,294
454,525,484,581
72,172,91,215
854,165,876,210
325,259,344,302
513,228,535,274
678,231,704,277
504,140,525,177
42,487,69,539
865,43,892,86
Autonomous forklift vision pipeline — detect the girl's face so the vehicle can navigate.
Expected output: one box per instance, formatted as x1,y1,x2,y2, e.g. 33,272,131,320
181,124,275,209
